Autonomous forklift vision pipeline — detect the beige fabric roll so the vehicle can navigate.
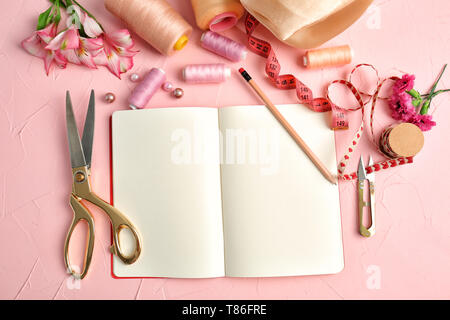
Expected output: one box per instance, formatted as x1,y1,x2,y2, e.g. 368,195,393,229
240,0,373,49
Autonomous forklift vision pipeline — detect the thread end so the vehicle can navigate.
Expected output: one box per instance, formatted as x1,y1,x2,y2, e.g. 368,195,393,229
302,55,309,67
224,67,231,78
174,35,189,51
241,50,248,61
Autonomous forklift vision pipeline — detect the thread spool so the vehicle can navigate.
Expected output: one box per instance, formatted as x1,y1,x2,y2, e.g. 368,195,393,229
183,64,231,84
200,31,247,62
191,0,244,31
105,0,192,55
129,68,166,109
303,45,353,69
379,123,424,158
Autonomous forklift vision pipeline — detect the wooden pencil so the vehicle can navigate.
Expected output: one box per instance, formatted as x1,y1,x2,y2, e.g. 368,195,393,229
238,68,337,185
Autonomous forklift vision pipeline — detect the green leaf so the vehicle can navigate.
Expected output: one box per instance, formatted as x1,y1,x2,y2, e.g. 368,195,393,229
37,6,53,30
54,0,62,24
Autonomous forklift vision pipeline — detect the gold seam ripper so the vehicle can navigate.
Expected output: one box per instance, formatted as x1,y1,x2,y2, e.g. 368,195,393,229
357,155,375,237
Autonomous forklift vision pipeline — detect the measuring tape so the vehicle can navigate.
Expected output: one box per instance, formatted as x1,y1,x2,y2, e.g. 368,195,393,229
244,14,347,130
244,14,414,179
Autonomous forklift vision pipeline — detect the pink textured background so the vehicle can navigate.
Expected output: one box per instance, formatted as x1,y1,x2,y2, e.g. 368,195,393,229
1,0,450,299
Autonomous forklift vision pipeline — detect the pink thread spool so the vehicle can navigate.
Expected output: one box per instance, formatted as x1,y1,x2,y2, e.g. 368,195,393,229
128,68,166,109
183,64,231,84
200,31,247,62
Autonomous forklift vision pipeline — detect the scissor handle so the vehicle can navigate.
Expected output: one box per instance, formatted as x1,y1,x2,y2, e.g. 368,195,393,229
64,194,95,280
86,192,142,265
358,180,375,237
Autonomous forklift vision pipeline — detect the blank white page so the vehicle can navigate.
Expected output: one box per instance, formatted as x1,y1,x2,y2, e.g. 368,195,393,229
112,107,225,278
219,104,344,277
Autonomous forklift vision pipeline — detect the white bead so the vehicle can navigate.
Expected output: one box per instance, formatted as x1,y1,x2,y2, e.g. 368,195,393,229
130,73,140,82
162,81,173,92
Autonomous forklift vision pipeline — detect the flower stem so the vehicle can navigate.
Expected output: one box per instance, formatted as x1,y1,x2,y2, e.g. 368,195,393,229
420,64,448,114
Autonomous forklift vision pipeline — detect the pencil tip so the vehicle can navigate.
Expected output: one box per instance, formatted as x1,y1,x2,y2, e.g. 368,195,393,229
238,68,245,74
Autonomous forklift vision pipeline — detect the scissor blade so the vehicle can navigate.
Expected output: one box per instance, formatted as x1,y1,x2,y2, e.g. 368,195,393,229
81,90,95,169
357,155,366,180
66,91,87,168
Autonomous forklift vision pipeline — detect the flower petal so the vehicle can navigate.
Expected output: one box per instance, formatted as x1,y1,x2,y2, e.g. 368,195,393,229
46,28,80,51
83,37,103,56
83,13,103,38
78,52,97,69
43,51,55,75
76,39,97,69
37,23,58,43
61,49,81,65
114,46,139,57
119,56,134,73
106,29,134,49
54,50,68,68
103,46,121,79
21,34,46,58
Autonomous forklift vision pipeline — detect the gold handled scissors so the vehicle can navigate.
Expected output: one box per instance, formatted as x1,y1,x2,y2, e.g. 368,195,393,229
357,155,375,237
65,90,142,279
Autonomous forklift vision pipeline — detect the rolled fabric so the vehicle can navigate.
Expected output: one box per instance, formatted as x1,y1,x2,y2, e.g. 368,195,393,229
240,0,373,49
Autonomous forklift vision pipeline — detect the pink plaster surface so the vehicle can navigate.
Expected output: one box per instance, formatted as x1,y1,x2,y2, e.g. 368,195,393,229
1,0,450,300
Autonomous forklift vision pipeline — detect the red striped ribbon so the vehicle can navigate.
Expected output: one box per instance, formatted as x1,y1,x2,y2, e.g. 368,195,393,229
326,64,414,180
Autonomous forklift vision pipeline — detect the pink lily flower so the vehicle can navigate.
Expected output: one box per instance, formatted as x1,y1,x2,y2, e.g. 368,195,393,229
21,23,68,75
62,37,103,69
46,26,80,51
94,29,138,79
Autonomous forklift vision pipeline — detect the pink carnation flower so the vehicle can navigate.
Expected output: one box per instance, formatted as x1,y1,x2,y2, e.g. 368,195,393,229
393,74,416,94
408,113,436,131
388,92,416,121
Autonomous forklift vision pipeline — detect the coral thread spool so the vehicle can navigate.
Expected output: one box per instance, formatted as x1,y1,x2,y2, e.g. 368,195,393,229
191,0,244,31
200,31,247,62
379,123,424,158
105,0,192,55
183,64,231,84
128,68,166,109
303,45,353,69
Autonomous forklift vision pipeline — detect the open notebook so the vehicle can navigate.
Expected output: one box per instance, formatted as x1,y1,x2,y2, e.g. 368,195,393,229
111,104,343,278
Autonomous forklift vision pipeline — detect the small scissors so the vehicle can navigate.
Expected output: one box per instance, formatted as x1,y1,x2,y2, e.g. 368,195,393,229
65,90,142,279
357,155,376,237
